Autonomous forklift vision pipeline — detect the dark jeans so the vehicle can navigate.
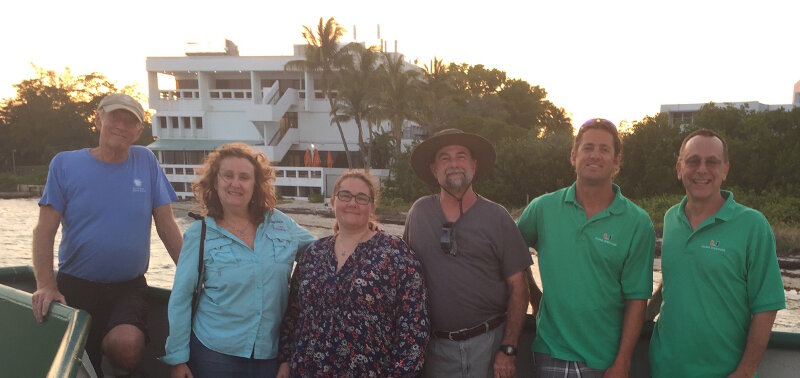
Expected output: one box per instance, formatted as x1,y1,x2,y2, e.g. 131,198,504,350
188,332,277,378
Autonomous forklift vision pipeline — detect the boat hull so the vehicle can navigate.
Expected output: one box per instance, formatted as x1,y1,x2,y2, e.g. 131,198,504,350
2,266,798,377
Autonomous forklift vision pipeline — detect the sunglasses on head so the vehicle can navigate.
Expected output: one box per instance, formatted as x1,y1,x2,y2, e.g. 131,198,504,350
581,118,616,130
440,222,457,256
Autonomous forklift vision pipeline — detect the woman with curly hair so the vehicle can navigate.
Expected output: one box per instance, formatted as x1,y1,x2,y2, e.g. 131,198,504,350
163,143,315,378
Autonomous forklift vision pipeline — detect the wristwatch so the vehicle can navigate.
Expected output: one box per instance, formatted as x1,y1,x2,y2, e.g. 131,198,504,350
498,344,517,356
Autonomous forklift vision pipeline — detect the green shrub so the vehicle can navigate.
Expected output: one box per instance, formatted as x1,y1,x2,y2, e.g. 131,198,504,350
377,196,410,215
773,223,800,256
307,192,324,203
631,194,684,232
0,167,49,191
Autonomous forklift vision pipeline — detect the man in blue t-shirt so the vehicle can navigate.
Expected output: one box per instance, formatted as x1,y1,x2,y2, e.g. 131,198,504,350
30,93,183,376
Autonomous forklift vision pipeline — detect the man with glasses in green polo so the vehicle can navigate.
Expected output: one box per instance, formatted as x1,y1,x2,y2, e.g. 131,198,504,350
404,129,534,378
648,129,785,377
517,118,655,377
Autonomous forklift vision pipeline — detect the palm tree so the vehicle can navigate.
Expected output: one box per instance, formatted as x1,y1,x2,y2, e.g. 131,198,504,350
330,44,381,171
285,17,354,168
416,57,454,133
375,52,422,158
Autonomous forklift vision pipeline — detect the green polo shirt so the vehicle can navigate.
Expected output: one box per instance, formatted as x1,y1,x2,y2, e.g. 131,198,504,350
650,191,786,378
517,182,655,369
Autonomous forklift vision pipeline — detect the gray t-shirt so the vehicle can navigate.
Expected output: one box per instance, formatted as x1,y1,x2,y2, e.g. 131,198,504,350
403,194,532,331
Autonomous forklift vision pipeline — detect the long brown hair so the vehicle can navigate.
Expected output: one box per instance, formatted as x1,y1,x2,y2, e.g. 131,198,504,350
192,143,277,224
331,170,379,234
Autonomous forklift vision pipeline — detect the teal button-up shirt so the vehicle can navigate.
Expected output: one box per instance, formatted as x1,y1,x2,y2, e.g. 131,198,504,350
163,209,315,364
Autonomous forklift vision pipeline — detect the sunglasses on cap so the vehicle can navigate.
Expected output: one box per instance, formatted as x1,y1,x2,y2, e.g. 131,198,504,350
580,118,616,130
440,222,457,256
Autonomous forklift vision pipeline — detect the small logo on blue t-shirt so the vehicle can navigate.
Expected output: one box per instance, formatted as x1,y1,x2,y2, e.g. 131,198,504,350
132,178,146,193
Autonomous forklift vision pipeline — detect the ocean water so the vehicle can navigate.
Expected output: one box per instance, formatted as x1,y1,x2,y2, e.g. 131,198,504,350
2,197,798,331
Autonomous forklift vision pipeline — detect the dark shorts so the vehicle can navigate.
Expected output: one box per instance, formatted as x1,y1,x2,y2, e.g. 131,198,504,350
57,272,149,373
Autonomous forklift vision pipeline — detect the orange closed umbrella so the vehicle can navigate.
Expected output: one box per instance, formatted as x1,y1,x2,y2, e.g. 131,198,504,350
312,148,322,167
326,151,334,168
303,148,311,167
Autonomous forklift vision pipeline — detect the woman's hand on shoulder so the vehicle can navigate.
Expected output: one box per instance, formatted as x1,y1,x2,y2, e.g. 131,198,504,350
277,362,290,378
170,363,193,378
368,221,383,233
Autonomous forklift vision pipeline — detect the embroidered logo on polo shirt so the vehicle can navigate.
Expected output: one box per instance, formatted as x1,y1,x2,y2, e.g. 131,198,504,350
132,178,146,193
701,239,726,252
594,232,618,247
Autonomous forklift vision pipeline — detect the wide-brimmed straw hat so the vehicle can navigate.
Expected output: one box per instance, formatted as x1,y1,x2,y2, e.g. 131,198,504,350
410,128,496,187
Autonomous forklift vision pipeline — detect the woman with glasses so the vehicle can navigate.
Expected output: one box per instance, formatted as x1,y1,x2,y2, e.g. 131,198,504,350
277,170,429,377
163,143,315,378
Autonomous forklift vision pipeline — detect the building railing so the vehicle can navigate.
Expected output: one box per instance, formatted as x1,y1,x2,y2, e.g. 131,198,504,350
160,90,200,100
275,167,323,179
161,164,324,198
209,89,252,100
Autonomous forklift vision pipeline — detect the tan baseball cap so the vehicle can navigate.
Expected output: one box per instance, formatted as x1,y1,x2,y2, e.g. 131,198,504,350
98,93,145,123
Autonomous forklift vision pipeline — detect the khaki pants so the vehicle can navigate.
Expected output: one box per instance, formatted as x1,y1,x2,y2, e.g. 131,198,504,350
424,324,505,378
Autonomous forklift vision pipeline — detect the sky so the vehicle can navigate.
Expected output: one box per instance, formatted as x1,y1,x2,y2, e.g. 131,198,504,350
1,0,798,129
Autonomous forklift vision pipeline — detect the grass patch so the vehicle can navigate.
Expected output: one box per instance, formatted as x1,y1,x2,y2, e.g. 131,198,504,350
0,167,49,191
774,223,800,256
377,196,411,216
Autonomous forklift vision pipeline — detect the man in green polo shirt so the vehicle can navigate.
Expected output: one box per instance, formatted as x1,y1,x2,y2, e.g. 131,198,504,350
517,118,655,377
649,129,786,377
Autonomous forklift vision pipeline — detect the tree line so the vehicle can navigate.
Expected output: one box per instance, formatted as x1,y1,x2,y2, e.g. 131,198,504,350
2,18,799,217
0,66,151,169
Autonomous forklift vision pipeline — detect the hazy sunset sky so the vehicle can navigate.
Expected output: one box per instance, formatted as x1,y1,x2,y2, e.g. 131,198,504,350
1,0,797,128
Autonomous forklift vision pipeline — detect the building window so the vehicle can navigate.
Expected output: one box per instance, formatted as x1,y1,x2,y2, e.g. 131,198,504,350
171,182,185,193
163,150,184,164
170,116,179,129
182,117,191,129
194,117,203,129
186,151,205,164
158,116,167,129
176,79,199,89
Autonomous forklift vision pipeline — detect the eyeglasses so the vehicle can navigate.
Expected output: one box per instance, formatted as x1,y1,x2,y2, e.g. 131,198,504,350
440,222,457,256
336,190,372,205
580,118,616,130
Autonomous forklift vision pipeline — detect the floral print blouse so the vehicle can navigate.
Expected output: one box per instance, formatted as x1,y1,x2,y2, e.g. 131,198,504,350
279,231,428,377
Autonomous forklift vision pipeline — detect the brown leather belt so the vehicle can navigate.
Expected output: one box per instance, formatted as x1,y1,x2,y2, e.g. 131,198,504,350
433,314,506,341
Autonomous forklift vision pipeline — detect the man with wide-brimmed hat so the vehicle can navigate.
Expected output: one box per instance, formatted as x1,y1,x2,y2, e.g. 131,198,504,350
31,93,183,376
403,129,534,378
516,118,655,377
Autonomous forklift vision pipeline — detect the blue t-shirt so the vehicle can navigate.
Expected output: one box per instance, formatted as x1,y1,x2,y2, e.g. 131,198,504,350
39,146,177,282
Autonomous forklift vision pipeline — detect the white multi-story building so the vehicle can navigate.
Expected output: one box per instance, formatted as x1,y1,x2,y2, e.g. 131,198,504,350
661,80,800,126
146,41,409,199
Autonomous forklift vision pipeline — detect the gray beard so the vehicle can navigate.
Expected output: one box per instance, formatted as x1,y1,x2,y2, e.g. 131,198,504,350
443,174,470,193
